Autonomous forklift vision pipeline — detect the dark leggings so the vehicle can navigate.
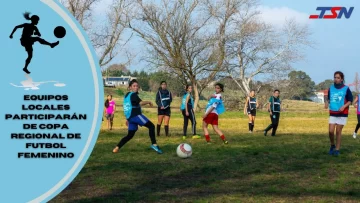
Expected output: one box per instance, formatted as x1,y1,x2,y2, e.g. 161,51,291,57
182,109,197,136
265,112,280,136
355,115,360,133
117,121,156,148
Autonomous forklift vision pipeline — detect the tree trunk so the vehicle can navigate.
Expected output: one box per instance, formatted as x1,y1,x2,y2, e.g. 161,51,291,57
192,79,200,112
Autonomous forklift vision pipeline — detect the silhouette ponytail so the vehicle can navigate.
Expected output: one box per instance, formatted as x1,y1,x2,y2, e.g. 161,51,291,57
23,12,31,20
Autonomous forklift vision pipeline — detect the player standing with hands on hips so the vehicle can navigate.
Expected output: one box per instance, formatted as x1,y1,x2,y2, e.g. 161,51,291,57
264,90,281,136
113,79,163,154
156,81,173,137
325,71,353,156
244,90,259,133
181,85,201,140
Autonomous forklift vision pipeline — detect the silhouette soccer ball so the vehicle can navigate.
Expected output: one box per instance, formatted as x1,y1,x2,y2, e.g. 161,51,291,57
176,143,192,158
54,26,66,38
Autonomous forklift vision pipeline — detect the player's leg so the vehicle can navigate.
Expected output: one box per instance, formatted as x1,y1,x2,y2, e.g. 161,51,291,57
271,113,280,136
110,114,114,130
353,115,360,138
202,121,210,142
212,125,227,144
164,114,170,136
182,110,188,138
264,114,274,136
113,119,138,153
106,114,111,130
328,119,336,155
33,37,59,48
137,115,163,154
157,114,164,136
189,109,198,136
247,113,253,133
23,46,33,74
251,115,256,132
335,124,344,151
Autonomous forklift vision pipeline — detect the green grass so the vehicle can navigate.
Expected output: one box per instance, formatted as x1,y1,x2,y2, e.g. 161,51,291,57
50,106,360,203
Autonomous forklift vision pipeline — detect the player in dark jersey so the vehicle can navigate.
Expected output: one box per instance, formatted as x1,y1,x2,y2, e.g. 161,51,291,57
244,90,258,133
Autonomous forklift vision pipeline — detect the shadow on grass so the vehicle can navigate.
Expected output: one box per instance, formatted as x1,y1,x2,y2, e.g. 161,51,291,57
51,133,360,203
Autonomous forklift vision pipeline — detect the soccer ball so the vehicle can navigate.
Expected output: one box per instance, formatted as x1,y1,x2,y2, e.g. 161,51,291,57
176,143,192,158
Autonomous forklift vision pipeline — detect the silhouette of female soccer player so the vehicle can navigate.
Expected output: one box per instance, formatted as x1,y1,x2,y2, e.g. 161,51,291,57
9,12,59,74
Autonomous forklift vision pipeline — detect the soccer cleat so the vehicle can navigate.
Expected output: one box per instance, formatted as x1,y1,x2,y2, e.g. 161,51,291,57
249,131,253,133
333,150,340,156
328,145,336,155
264,130,268,136
192,135,201,139
353,132,357,139
150,145,163,154
182,136,186,140
224,140,228,144
207,141,212,144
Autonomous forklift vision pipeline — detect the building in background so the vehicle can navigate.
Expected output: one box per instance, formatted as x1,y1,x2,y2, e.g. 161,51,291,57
310,89,328,104
103,75,137,87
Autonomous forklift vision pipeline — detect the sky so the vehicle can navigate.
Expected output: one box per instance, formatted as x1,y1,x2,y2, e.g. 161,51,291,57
91,0,359,85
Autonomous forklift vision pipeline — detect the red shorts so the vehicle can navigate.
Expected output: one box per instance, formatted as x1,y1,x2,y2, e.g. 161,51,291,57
203,113,219,125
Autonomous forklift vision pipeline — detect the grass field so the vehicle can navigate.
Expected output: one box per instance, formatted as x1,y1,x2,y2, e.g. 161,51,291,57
50,89,360,203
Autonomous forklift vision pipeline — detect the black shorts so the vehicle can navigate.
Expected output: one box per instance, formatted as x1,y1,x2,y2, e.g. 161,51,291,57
158,107,171,116
247,109,256,116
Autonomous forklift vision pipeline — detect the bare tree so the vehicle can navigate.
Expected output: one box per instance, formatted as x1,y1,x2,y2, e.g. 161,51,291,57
60,0,133,68
225,4,312,97
59,0,99,31
124,0,241,110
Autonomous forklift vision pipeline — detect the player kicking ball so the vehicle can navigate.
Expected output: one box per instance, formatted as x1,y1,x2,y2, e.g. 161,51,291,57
202,83,228,144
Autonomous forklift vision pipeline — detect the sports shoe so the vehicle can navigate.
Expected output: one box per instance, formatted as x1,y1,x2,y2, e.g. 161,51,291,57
333,150,340,156
192,135,201,139
249,131,253,133
150,145,163,154
328,145,336,155
264,130,268,136
353,132,357,139
182,136,186,140
224,140,228,144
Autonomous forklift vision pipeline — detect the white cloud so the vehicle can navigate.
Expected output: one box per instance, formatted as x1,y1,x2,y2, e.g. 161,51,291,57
258,6,310,27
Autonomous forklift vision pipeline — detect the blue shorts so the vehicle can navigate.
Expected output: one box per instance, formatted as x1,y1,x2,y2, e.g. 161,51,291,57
128,114,149,131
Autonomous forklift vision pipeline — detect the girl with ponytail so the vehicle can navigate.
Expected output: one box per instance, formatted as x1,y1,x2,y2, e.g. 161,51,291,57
9,12,60,74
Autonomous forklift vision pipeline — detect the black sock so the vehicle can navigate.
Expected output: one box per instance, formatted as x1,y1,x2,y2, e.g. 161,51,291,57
248,123,252,131
144,122,156,145
265,124,272,132
251,123,254,131
355,124,360,133
157,124,161,136
117,130,136,148
165,125,169,136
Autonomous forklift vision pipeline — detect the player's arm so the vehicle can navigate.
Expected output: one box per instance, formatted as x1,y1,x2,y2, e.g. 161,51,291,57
244,97,249,114
10,24,25,38
267,102,272,115
34,26,41,36
113,101,116,113
340,89,353,112
324,89,329,109
140,101,153,107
